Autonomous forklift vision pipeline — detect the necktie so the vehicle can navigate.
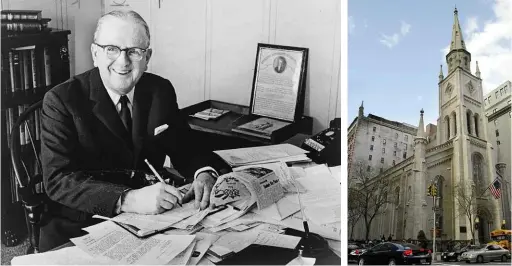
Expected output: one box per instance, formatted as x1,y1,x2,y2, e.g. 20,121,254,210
119,95,132,135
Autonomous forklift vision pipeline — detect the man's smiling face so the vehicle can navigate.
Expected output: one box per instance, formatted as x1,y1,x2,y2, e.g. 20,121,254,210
91,16,152,95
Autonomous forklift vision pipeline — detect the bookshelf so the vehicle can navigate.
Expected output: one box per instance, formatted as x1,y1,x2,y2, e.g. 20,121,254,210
1,29,71,246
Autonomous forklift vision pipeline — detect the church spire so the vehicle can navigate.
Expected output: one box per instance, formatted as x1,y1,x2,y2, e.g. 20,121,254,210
446,8,472,73
439,65,444,82
475,61,481,78
450,7,466,51
358,101,364,118
416,109,426,139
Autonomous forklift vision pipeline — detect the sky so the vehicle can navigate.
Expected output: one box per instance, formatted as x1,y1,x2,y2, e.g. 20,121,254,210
347,0,512,127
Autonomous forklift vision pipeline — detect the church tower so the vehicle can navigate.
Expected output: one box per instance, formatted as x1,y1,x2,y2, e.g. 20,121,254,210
437,8,500,240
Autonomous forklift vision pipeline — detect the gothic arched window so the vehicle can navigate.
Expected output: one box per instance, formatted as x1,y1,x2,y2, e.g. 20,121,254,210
472,153,485,193
451,111,457,136
466,110,473,135
407,186,412,204
474,114,480,137
444,115,450,140
394,186,400,206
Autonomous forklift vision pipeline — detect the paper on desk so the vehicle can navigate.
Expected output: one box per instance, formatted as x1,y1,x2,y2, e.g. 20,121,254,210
188,233,219,265
71,223,195,264
304,204,341,225
11,246,110,265
109,201,198,231
235,162,306,193
253,231,301,249
168,240,196,265
305,164,332,176
253,194,301,221
328,165,342,184
286,256,316,266
289,166,307,179
278,211,341,241
208,212,264,232
213,144,308,167
212,227,260,253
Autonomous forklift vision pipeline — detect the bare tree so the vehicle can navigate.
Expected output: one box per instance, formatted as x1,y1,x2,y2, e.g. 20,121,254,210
454,181,478,244
348,189,362,240
349,160,391,240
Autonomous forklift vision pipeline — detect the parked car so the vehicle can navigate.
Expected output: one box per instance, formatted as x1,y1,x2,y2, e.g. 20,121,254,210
459,244,510,263
348,243,366,262
357,242,432,265
441,245,480,262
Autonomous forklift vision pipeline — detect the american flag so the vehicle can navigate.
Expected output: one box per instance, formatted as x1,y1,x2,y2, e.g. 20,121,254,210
488,178,502,199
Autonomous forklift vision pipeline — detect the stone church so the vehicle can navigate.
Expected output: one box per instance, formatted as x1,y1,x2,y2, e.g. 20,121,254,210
349,8,502,243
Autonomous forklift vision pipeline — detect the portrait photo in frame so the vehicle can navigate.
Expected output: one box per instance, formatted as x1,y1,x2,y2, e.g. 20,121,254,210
249,43,309,123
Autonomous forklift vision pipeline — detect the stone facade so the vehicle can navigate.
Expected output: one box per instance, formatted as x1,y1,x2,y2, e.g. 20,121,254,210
349,8,503,242
484,80,511,229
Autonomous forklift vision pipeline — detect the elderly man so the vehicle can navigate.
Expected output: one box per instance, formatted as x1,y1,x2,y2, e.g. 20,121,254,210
40,10,224,251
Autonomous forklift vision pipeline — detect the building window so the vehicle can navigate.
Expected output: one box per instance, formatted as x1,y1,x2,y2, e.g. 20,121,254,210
393,151,397,156
403,152,407,159
367,166,371,172
497,141,501,145
496,130,499,137
493,108,497,113
370,145,374,151
392,160,395,166
369,155,372,161
472,153,485,193
380,168,383,173
394,142,397,148
395,133,398,139
382,148,385,154
404,135,408,141
371,136,375,141
381,158,384,163
373,126,376,132
404,144,408,150
383,139,386,145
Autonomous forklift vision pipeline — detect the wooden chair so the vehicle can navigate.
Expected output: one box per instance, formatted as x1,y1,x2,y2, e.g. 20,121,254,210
10,100,45,254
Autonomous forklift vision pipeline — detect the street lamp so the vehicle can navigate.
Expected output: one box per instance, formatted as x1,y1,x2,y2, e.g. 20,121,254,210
502,219,506,230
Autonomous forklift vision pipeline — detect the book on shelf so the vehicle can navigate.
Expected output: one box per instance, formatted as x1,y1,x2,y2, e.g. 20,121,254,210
190,108,230,121
1,10,42,21
1,18,51,35
231,117,291,140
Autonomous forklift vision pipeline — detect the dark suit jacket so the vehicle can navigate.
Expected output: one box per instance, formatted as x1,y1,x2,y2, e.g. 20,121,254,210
40,68,223,251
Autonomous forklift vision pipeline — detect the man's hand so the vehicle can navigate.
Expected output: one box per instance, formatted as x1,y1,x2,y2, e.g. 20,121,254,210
182,172,216,210
121,182,183,214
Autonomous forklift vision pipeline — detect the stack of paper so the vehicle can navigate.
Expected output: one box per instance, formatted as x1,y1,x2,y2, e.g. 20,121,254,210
213,144,310,167
72,221,196,264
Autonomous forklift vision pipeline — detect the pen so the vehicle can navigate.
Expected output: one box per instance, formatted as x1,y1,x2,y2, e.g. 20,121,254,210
296,186,309,239
144,159,182,207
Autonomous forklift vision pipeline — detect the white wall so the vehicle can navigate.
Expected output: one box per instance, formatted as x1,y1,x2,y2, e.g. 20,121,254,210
2,0,342,133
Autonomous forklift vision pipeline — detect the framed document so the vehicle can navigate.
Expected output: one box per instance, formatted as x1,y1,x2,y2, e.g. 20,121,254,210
249,43,309,122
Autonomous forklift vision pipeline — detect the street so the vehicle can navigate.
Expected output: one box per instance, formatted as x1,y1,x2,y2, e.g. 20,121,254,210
349,260,511,265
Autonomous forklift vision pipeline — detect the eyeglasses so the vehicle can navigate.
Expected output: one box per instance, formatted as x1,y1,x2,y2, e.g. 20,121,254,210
93,43,148,61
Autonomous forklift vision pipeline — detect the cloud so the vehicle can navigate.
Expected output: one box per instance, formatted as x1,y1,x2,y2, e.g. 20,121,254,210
441,0,512,94
349,16,356,34
379,21,411,49
465,16,479,35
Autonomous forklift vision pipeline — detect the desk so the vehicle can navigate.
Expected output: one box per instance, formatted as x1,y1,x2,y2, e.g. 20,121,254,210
182,100,313,150
49,231,341,265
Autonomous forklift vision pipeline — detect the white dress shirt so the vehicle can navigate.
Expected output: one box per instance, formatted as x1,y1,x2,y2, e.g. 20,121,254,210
105,86,135,118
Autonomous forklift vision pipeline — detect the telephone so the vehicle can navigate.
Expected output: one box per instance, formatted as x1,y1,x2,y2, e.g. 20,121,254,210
301,118,341,166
